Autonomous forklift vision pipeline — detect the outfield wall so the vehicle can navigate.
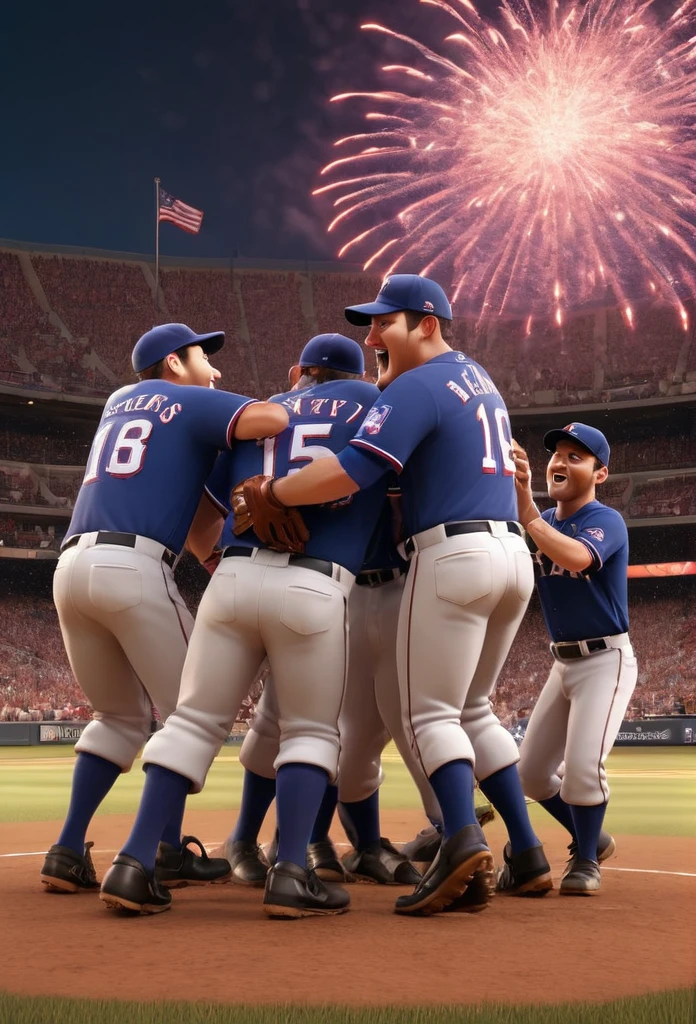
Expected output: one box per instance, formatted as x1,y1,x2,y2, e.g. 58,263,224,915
1,718,695,747
613,717,696,746
0,722,245,746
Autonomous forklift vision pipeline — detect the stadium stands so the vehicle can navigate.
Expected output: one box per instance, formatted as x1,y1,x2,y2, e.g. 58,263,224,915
1,245,694,404
1,569,692,723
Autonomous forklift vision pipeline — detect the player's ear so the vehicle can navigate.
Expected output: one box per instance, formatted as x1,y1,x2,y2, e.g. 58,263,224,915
595,465,609,485
164,352,184,377
288,365,302,388
418,315,438,339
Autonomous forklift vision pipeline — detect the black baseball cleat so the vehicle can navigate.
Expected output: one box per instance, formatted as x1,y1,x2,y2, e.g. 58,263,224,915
100,854,172,914
263,829,279,869
442,861,497,914
343,838,422,885
400,825,442,867
307,839,352,883
563,830,616,880
263,861,350,919
560,858,602,895
214,839,269,887
155,834,232,889
394,823,493,916
496,842,553,897
40,841,100,894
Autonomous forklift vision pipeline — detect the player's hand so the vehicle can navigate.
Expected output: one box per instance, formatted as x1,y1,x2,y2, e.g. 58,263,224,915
230,481,253,536
511,440,532,488
511,440,537,522
241,474,310,553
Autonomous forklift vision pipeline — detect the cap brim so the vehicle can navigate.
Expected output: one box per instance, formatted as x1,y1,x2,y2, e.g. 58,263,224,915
344,300,404,327
192,330,225,355
543,428,600,461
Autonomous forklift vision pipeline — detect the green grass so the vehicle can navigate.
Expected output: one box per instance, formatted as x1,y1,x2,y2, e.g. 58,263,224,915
1,744,694,835
0,990,693,1024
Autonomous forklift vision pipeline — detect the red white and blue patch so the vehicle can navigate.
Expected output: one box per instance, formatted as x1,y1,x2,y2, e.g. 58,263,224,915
362,404,392,435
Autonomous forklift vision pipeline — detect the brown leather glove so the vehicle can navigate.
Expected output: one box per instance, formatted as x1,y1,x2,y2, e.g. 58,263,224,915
241,474,310,553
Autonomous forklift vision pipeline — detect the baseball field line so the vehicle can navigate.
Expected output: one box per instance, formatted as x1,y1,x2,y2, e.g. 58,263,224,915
2,845,696,877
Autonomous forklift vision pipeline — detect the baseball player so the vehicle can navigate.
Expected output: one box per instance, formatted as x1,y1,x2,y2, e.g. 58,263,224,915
99,335,394,917
40,323,288,897
510,424,637,894
250,275,550,915
216,492,433,887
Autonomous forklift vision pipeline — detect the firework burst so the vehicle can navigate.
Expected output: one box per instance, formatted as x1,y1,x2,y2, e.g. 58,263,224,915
315,0,696,326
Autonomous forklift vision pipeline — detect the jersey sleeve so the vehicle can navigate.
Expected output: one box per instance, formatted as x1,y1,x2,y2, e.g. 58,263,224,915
347,373,439,471
575,507,628,573
189,387,258,450
204,452,234,514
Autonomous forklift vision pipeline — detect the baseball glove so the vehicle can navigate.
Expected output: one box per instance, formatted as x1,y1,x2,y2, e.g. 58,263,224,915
241,474,310,553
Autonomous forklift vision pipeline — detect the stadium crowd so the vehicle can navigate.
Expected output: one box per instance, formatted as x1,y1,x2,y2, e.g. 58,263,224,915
1,249,694,405
1,575,693,725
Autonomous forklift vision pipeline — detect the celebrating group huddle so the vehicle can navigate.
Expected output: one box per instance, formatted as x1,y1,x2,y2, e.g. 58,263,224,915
40,274,637,919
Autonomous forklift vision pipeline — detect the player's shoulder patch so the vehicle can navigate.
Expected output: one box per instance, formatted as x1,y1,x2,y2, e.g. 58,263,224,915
585,527,605,542
362,403,392,435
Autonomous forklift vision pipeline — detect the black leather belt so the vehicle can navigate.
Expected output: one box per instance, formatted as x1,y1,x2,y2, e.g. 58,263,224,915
404,520,523,557
356,567,405,587
551,638,611,660
61,532,177,569
222,546,334,578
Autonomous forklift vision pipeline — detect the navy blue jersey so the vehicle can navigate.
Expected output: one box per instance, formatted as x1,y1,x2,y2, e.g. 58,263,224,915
337,351,518,536
67,382,254,554
207,379,389,575
535,501,629,642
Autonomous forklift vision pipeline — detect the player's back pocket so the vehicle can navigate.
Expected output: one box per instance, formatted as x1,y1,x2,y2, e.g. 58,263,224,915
88,564,142,614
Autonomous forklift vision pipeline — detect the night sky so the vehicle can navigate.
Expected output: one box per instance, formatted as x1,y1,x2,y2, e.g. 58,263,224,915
0,0,451,262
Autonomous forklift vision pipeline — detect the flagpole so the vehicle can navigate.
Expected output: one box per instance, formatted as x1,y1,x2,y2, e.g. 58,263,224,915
154,177,161,307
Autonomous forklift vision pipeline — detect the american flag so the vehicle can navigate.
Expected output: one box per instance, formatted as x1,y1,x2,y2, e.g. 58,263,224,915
158,187,204,234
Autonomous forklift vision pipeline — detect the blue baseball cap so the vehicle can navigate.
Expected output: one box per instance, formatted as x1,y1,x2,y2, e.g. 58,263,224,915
344,274,453,327
299,334,364,375
132,323,225,374
544,423,611,467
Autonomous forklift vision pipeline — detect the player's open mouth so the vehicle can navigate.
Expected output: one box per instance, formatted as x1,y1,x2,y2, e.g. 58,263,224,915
375,349,389,375
552,473,567,483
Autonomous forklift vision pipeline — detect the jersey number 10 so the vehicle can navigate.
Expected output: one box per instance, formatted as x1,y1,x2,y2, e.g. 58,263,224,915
477,404,515,476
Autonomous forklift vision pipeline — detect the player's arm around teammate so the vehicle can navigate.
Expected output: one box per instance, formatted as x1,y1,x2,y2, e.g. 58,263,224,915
264,276,547,915
511,425,638,895
100,335,390,919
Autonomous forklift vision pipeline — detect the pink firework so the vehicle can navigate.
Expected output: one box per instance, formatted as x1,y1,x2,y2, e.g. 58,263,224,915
315,0,696,326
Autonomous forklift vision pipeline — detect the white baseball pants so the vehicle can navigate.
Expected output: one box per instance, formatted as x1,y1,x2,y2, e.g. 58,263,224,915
143,548,354,793
52,534,192,770
397,523,533,780
518,638,638,805
239,573,442,822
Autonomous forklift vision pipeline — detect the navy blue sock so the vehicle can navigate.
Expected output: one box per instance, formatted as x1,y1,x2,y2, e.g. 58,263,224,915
232,770,277,844
338,790,381,851
160,800,187,850
478,764,539,856
310,783,338,843
539,793,576,840
570,802,607,863
120,765,191,874
275,763,329,869
428,760,477,840
56,752,122,855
